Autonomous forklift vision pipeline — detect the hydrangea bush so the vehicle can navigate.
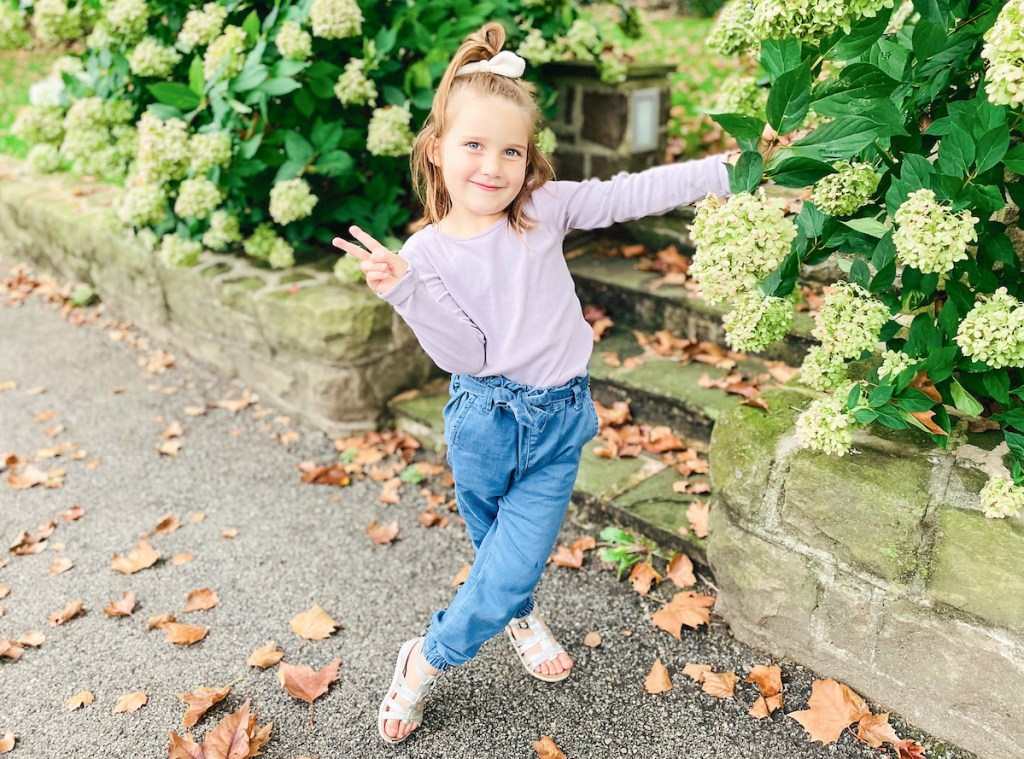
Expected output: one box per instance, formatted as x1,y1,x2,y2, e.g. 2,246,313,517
6,0,633,268
695,0,1024,516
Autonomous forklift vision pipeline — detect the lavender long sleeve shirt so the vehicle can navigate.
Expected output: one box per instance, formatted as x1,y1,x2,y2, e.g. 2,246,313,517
380,153,732,388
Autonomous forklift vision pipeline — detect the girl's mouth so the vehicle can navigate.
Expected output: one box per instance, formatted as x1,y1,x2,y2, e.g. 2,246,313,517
472,182,501,191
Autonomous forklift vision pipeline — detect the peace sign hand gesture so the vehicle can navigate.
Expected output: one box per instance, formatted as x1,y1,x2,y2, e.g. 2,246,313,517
332,225,409,295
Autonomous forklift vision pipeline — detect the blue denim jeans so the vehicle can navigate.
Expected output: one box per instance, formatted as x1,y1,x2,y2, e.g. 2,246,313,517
420,372,599,671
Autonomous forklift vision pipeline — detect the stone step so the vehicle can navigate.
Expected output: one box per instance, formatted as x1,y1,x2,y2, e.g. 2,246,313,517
567,241,816,366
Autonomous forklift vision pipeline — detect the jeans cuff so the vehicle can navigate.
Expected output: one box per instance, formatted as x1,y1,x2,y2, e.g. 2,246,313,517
512,597,535,620
421,636,452,672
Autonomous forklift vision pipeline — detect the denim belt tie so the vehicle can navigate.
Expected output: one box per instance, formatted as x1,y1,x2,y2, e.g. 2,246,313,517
488,387,548,431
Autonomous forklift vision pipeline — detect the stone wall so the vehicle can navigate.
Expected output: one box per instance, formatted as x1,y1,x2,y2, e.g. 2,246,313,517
707,387,1024,759
0,157,437,434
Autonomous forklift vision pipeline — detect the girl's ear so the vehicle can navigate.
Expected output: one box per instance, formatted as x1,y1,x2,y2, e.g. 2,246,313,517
427,134,441,166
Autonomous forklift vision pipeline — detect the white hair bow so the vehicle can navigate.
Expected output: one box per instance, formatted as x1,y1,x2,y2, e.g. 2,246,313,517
455,51,526,80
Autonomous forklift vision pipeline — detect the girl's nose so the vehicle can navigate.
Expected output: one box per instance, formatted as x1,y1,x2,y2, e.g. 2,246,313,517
480,152,501,175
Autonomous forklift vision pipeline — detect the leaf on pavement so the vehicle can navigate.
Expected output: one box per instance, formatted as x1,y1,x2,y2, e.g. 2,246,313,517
290,605,339,640
0,729,14,753
180,685,231,728
66,691,94,710
666,553,696,588
7,464,51,489
894,738,927,758
686,501,710,538
162,421,184,439
46,556,73,577
644,659,673,694
172,553,193,566
156,439,183,457
746,664,783,697
111,539,160,574
788,678,870,744
628,561,662,596
49,598,85,626
749,694,785,719
103,591,136,616
0,641,24,660
682,663,713,682
150,514,181,535
550,544,584,568
18,631,44,647
248,641,285,669
112,691,148,713
532,735,567,759
163,623,209,645
651,591,715,639
583,632,602,648
366,520,399,545
701,671,738,699
856,712,900,748
277,659,341,704
183,589,219,612
168,699,270,759
58,504,84,521
148,613,176,630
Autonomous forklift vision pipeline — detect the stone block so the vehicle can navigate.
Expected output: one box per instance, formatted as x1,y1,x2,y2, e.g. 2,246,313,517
927,505,1024,632
581,91,629,149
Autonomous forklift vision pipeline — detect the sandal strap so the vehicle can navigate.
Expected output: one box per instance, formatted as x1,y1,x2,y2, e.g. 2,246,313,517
507,612,566,669
380,638,437,726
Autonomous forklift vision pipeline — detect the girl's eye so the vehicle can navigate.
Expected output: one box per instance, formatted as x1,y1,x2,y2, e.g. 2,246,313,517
505,149,522,158
466,141,480,149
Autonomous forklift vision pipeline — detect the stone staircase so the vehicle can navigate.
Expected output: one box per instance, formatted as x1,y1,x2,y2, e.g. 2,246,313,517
388,211,817,565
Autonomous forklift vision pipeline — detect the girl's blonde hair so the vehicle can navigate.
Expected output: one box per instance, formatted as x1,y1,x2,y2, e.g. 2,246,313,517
410,22,555,234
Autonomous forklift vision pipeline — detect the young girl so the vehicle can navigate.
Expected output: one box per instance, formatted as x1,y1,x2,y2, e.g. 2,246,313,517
333,22,735,744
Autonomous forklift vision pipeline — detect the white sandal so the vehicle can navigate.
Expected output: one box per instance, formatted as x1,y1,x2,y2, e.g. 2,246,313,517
378,637,438,743
506,608,572,683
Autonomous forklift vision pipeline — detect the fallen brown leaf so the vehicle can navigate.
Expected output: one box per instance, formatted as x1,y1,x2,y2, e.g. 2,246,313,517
666,553,696,588
651,591,715,639
894,738,927,758
103,591,136,616
788,678,870,744
66,691,94,710
46,556,73,577
644,659,673,694
290,605,339,640
277,659,341,704
856,712,900,748
0,729,14,753
628,562,662,596
583,632,602,648
163,623,209,645
111,539,160,574
686,501,710,538
112,691,148,714
180,685,231,728
682,663,713,682
248,641,285,669
183,589,219,612
532,735,567,759
746,664,782,697
366,519,399,545
49,599,85,626
701,670,738,699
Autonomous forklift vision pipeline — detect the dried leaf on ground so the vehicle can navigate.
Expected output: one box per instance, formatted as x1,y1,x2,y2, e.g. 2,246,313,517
113,691,147,713
644,659,673,694
687,501,710,538
103,591,136,616
856,712,900,748
156,439,183,457
551,544,584,568
702,671,738,699
111,539,160,574
163,623,209,645
651,591,715,639
248,641,285,669
49,599,85,626
532,735,567,759
46,556,73,577
683,663,713,682
180,685,231,728
0,730,14,753
788,678,870,744
66,691,94,710
746,664,782,697
183,589,219,612
7,464,52,490
150,514,181,535
0,641,24,660
168,699,271,759
172,553,193,566
910,409,948,436
583,632,602,648
366,519,399,545
220,528,237,539
628,562,662,596
147,613,176,630
18,631,44,646
749,695,785,719
58,504,84,521
162,421,184,439
290,605,339,640
666,553,696,588
417,508,448,528
894,738,927,758
277,659,341,704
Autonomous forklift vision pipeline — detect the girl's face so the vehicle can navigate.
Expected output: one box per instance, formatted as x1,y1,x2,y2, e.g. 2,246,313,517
430,94,532,236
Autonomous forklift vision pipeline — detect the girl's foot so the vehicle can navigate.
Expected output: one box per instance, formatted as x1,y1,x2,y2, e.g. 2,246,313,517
378,637,440,743
506,609,573,682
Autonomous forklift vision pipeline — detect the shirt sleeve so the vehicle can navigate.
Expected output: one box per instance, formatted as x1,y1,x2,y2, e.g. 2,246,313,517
547,152,731,235
378,248,487,376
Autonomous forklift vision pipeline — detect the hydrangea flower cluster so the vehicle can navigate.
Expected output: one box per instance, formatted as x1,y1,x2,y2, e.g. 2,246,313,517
753,0,893,44
160,233,203,267
12,105,65,146
204,25,247,81
33,0,83,45
117,183,167,227
178,2,227,51
174,177,222,219
877,349,913,379
535,127,557,155
60,97,136,177
29,73,66,107
980,475,1024,519
893,189,978,274
712,74,767,119
809,161,880,217
269,178,318,225
981,0,1024,107
563,19,600,61
597,50,629,85
0,4,30,50
722,292,794,353
243,224,295,269
333,254,363,284
955,287,1024,369
794,389,856,456
103,0,149,44
707,0,759,56
275,21,312,60
128,37,182,78
310,0,362,40
26,143,61,173
334,59,377,107
812,283,890,358
799,345,848,390
135,111,190,185
189,130,233,174
517,28,553,66
366,106,414,157
689,190,797,305
202,210,241,251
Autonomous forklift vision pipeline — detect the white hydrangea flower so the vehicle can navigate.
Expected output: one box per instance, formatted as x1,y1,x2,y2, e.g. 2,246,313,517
135,111,190,185
12,105,65,145
517,28,553,66
886,0,917,33
877,349,912,379
189,130,233,174
809,161,880,217
812,282,890,359
309,0,362,40
104,0,149,44
563,18,600,60
955,287,1024,369
29,75,66,107
128,37,183,78
712,74,767,119
980,475,1024,519
243,223,294,268
893,189,978,274
707,0,759,56
32,0,83,45
799,345,848,390
204,24,247,81
178,2,227,51
117,182,167,226
268,241,296,269
597,50,629,85
535,127,557,155
334,58,377,107
174,177,222,219
981,0,1024,107
753,0,894,44
366,105,415,157
0,4,31,50
794,388,856,456
722,292,794,353
26,143,61,173
86,21,118,51
275,20,312,60
269,178,318,225
333,254,363,284
160,233,203,267
50,55,84,75
689,190,797,305
202,210,242,251
59,96,135,177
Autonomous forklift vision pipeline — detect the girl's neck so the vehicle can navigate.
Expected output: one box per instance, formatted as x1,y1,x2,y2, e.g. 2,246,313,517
436,211,507,239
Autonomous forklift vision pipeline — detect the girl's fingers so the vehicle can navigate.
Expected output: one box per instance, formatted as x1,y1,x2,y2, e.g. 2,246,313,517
332,236,369,261
349,225,391,256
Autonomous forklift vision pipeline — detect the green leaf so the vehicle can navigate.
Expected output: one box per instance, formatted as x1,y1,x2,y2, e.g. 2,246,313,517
950,378,984,416
911,0,951,28
767,64,812,134
847,382,862,408
765,156,834,188
239,133,263,160
147,82,201,111
759,38,803,82
982,370,1011,405
895,388,937,412
823,8,893,60
912,19,947,60
727,150,764,194
868,38,910,82
842,217,889,238
850,257,872,289
853,408,879,424
284,131,314,163
786,116,881,162
812,63,900,110
314,149,354,177
937,125,975,178
259,77,302,96
875,404,910,429
795,201,827,238
232,64,269,93
1003,143,1024,173
311,120,343,151
1004,430,1024,461
274,158,305,182
709,113,766,142
242,9,260,42
869,383,895,406
974,124,1010,174
991,408,1024,428
188,56,205,95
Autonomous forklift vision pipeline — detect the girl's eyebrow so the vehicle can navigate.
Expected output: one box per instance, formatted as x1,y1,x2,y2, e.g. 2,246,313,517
460,135,528,150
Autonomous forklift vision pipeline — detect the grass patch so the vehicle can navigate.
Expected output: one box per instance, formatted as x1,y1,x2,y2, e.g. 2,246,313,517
0,47,61,158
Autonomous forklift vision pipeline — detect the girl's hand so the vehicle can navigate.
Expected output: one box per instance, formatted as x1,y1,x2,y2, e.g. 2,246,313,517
332,226,409,295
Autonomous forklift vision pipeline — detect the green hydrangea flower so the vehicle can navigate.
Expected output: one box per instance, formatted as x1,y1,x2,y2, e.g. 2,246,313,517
334,59,377,107
893,189,978,274
980,475,1024,519
955,287,1024,369
981,0,1024,108
794,387,857,456
799,345,848,390
275,21,312,60
309,0,362,40
809,161,880,217
174,177,223,220
366,106,414,157
812,282,889,359
160,233,203,267
722,292,794,353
